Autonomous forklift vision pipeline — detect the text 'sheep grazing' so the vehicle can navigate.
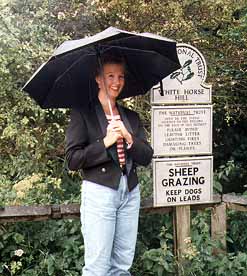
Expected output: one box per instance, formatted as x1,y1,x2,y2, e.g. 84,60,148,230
162,167,204,202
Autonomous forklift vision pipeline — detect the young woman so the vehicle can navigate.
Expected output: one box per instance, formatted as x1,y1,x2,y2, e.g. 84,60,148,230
65,53,153,276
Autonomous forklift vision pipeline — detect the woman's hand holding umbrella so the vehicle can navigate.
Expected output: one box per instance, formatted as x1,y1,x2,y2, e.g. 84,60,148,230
115,120,133,146
103,120,123,148
103,120,133,148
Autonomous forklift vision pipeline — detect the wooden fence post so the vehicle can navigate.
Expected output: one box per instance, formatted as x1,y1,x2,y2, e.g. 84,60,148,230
211,202,227,253
173,205,191,275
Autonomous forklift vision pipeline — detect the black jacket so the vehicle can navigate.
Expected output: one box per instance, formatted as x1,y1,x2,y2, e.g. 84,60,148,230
65,100,153,191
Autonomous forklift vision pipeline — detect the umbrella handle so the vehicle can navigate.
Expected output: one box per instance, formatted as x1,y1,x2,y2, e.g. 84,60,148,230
96,49,114,118
107,98,114,119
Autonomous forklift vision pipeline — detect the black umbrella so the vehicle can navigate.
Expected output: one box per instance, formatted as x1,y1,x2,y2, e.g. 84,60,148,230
22,27,180,109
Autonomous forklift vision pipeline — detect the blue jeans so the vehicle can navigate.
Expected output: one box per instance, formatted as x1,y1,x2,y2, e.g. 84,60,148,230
80,175,140,276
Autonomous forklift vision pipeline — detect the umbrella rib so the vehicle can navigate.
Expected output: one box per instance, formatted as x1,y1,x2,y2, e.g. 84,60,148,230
100,45,159,56
44,52,96,106
53,52,95,85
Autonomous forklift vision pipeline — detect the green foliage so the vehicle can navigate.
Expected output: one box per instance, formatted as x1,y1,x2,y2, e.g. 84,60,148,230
228,210,247,253
136,211,247,276
138,165,152,199
141,226,175,275
0,0,85,206
0,1,66,205
0,220,84,275
213,122,247,193
1,211,247,275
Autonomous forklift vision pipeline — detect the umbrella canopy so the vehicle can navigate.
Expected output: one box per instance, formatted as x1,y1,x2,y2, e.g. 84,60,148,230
22,27,181,108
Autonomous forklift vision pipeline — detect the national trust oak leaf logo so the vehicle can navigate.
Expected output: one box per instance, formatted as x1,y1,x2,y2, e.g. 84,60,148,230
170,59,195,84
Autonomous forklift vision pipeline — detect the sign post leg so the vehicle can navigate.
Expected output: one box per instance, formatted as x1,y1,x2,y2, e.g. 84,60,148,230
211,202,227,254
173,205,191,275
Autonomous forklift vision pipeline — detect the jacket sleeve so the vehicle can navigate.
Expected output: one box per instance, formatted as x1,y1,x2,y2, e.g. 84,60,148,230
65,109,110,171
127,113,153,166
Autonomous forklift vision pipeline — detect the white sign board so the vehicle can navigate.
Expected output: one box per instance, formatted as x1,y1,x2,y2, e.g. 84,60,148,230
153,156,213,207
152,105,212,156
151,43,212,104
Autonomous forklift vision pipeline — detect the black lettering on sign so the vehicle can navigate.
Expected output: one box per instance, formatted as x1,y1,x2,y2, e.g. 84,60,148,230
185,188,202,194
162,177,205,187
169,167,199,177
184,89,204,95
166,189,182,196
167,197,177,203
180,195,200,202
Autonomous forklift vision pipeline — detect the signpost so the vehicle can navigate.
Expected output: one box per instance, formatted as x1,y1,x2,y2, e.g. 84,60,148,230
150,44,213,266
151,43,213,207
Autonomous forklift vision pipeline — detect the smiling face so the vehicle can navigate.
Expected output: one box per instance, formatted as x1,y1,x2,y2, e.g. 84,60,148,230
96,63,125,101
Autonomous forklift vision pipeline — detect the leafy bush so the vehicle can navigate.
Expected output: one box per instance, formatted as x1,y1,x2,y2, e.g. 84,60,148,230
2,210,247,275
0,220,84,276
136,210,247,276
